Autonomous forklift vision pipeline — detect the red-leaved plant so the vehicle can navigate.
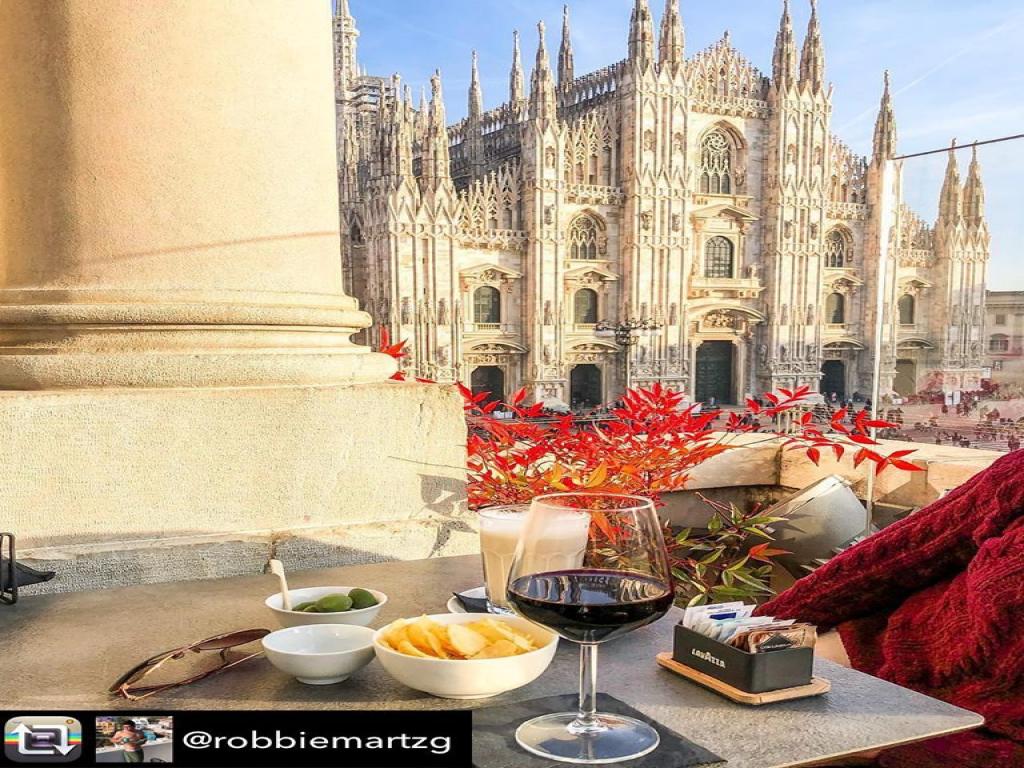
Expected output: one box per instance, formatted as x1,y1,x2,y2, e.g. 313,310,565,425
379,328,921,604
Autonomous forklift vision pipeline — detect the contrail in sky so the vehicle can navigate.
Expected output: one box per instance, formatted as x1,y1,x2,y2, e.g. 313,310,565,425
836,10,1024,134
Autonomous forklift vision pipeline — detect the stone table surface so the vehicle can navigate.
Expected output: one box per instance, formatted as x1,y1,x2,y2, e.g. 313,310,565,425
1,555,983,768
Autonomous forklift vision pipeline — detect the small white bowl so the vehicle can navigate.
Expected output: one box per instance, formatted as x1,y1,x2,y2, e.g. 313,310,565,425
262,624,376,685
373,613,558,699
265,586,388,628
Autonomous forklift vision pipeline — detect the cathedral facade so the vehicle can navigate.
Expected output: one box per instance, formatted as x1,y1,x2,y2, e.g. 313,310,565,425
334,0,989,407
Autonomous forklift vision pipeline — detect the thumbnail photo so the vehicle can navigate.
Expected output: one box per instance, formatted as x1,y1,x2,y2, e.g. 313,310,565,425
95,717,173,764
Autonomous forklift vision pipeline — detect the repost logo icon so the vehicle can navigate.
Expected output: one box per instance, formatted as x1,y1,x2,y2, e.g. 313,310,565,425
4,717,82,763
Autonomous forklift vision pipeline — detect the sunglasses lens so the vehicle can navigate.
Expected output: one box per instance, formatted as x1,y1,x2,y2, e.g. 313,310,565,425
196,629,270,650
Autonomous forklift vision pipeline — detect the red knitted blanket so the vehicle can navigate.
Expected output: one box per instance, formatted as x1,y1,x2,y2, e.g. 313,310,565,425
757,450,1024,768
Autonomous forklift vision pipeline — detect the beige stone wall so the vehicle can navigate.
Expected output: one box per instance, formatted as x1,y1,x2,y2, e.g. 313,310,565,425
7,382,472,593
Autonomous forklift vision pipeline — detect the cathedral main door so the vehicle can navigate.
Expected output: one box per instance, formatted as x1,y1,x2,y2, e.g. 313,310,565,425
821,360,846,401
894,360,917,397
471,365,504,403
695,341,734,405
570,364,602,409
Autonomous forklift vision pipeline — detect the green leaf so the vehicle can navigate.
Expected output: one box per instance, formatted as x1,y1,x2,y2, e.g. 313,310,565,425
708,515,723,533
698,547,725,565
725,554,751,572
730,569,774,592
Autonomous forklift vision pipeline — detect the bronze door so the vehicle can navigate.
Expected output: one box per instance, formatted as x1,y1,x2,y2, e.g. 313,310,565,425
695,341,734,405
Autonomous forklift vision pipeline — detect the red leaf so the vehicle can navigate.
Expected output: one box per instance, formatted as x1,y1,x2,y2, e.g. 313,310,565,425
890,458,923,472
749,542,791,562
806,447,821,465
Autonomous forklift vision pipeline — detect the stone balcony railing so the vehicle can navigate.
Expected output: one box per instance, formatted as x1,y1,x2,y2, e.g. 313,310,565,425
689,275,764,299
15,430,1000,595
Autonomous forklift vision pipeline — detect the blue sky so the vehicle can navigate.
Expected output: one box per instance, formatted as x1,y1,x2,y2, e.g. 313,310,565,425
347,0,1024,289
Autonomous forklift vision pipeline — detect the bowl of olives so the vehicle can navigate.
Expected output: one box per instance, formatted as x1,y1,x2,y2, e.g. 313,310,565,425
265,586,387,628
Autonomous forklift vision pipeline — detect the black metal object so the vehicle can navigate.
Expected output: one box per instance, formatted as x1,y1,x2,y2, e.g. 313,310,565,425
672,623,813,694
1,532,17,604
0,532,56,605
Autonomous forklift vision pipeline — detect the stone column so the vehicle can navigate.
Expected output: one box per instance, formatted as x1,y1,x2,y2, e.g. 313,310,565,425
0,1,470,592
0,0,394,388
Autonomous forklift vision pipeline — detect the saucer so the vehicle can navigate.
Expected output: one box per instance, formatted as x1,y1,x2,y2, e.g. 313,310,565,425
447,586,487,613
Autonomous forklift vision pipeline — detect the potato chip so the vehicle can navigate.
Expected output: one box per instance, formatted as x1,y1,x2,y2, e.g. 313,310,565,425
409,618,450,658
485,619,536,651
380,616,543,660
471,638,519,659
447,623,489,658
397,639,432,658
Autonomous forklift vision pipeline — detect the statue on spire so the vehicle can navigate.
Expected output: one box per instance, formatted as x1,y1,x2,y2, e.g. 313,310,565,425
529,21,557,122
468,50,483,121
658,0,685,75
772,0,797,88
798,0,825,91
558,6,574,88
628,0,655,71
871,70,897,163
962,144,986,228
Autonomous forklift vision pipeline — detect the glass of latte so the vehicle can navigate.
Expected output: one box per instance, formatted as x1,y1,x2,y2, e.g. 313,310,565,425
478,505,589,614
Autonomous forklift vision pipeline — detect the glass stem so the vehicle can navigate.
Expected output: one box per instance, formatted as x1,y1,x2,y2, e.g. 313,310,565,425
570,643,604,733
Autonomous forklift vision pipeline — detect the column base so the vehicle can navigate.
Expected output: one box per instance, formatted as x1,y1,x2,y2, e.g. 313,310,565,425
0,288,395,388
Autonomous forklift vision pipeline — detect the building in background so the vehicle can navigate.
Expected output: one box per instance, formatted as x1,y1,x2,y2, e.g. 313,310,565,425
986,290,1024,394
335,0,990,407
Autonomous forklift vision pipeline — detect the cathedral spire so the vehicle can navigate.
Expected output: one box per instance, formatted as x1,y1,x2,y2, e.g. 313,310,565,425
333,0,360,98
529,21,557,122
558,6,574,88
468,50,483,121
938,140,963,225
798,0,825,92
772,0,797,89
658,0,685,75
871,70,897,162
510,30,525,105
628,0,655,71
962,144,986,227
417,85,429,143
420,70,451,187
380,73,414,182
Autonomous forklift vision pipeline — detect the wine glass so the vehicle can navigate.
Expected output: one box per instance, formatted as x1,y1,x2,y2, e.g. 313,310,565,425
506,492,673,764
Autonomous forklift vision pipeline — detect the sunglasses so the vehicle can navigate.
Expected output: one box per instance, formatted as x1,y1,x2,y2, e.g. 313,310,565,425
109,628,270,701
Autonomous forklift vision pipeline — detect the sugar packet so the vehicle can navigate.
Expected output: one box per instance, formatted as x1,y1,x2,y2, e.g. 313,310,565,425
681,601,743,630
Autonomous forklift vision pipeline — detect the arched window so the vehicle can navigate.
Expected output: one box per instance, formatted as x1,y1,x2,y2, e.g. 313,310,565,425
826,292,846,325
568,214,601,260
990,334,1010,353
824,230,847,268
699,130,734,194
704,237,734,278
574,288,598,324
473,286,501,325
898,294,916,325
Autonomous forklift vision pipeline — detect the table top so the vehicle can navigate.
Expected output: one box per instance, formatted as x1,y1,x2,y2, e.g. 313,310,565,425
1,555,983,768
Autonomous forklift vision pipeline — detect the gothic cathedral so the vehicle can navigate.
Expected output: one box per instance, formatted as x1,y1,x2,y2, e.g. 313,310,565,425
335,0,989,407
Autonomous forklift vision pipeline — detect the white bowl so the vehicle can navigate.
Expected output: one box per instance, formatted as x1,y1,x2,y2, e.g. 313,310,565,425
265,586,388,628
373,613,558,699
262,624,376,685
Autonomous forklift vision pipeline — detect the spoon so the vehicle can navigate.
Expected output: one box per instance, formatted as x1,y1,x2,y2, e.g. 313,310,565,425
269,559,292,610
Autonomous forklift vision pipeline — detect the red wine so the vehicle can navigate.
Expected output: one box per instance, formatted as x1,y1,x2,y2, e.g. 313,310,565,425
507,569,673,643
